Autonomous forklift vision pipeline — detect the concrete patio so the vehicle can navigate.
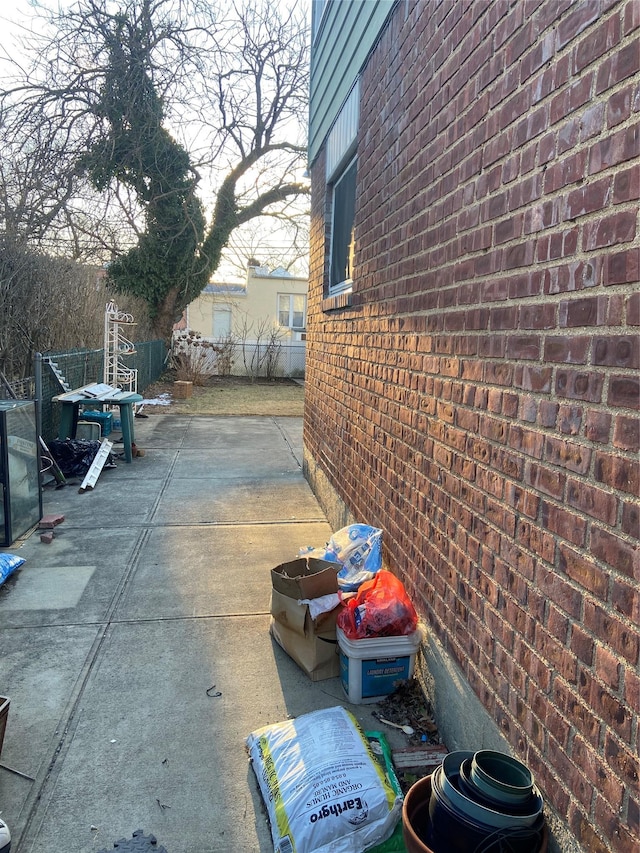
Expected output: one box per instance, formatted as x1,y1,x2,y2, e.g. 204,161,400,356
0,414,408,852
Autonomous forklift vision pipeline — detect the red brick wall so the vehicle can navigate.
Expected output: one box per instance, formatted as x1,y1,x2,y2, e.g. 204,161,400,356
305,1,639,850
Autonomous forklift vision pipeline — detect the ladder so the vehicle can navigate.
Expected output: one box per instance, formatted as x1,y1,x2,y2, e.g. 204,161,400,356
78,439,113,493
43,359,71,393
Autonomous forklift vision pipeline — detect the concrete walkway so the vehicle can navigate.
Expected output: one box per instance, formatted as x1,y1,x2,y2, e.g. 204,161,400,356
0,414,404,853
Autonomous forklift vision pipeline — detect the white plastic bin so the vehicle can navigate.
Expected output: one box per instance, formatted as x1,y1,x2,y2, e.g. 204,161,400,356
337,627,422,704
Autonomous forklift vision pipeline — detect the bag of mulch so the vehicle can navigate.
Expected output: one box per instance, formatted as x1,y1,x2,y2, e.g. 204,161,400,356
246,706,402,853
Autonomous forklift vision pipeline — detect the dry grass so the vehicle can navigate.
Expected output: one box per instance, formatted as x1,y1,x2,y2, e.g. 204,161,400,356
141,374,305,417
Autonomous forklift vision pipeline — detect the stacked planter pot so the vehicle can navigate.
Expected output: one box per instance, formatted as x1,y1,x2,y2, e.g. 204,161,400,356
402,750,547,853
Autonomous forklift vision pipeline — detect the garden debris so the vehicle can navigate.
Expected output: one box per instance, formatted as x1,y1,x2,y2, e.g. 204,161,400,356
390,744,449,774
372,713,415,735
372,680,448,795
375,679,440,745
48,438,116,477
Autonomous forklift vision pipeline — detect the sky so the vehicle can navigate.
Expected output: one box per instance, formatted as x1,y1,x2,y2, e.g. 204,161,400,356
0,0,47,60
0,0,311,281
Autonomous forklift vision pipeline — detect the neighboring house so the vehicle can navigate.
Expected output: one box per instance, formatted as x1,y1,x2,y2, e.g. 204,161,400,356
306,2,638,852
180,264,308,376
185,264,308,343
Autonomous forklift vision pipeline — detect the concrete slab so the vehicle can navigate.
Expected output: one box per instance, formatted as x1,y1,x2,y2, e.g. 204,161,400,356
152,476,326,525
134,415,296,452
114,521,333,620
129,415,191,448
37,478,166,528
108,448,178,480
0,625,102,837
14,616,377,853
0,564,96,610
273,417,304,465
0,416,406,853
168,446,300,479
0,528,141,628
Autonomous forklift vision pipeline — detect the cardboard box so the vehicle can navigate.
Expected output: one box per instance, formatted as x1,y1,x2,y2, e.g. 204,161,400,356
173,380,193,399
270,558,342,681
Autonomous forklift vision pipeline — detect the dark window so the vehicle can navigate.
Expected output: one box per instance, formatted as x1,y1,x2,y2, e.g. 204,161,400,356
329,157,357,293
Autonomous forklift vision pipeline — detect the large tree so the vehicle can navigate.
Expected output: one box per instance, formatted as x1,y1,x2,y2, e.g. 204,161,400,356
0,0,310,342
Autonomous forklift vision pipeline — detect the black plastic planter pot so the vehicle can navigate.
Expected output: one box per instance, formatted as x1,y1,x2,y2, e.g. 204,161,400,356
403,773,549,853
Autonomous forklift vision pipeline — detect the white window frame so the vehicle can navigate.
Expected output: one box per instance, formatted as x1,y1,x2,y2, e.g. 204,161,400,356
212,306,232,339
278,293,307,330
328,156,357,294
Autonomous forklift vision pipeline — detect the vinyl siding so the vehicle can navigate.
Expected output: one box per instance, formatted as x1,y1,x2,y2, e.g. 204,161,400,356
309,0,396,165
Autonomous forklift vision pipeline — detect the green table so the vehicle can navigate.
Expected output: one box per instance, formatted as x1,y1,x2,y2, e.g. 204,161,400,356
53,384,143,463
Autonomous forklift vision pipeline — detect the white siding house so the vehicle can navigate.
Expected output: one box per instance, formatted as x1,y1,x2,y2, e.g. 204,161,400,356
177,265,308,378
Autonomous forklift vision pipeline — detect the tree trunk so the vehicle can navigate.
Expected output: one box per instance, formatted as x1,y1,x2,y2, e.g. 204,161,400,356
151,285,182,347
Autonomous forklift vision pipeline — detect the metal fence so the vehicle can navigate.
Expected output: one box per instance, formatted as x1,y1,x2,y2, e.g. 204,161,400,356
231,341,306,379
171,336,306,379
1,338,304,440
1,340,167,442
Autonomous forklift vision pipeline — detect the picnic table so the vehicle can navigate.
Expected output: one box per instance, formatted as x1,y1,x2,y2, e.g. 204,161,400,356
53,383,143,463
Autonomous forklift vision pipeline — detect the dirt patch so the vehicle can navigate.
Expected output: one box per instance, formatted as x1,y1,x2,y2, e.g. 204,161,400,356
141,373,305,417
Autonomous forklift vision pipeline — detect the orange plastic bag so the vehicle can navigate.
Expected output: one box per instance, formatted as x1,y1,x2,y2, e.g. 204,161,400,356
337,570,418,639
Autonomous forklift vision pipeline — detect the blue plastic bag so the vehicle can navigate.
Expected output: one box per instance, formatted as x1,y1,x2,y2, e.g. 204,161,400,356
0,553,25,587
300,524,383,592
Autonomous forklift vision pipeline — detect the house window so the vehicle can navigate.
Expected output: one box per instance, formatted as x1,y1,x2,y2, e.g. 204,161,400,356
312,0,329,42
329,156,357,293
278,294,306,329
325,80,359,298
213,307,231,339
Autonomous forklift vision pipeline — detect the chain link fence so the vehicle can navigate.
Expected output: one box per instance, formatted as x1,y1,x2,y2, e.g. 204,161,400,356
171,334,306,380
1,338,304,440
232,341,306,379
1,340,167,442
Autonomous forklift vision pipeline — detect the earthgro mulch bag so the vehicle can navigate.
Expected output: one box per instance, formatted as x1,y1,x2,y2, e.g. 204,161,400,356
246,706,402,853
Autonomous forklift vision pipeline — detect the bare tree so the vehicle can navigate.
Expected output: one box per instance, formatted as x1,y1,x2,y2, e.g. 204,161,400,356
0,0,310,343
0,232,157,382
220,214,310,280
0,236,106,380
236,312,285,381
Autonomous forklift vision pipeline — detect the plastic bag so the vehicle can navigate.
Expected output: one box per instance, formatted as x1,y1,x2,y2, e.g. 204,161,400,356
337,570,418,639
246,706,402,853
300,525,383,592
48,439,115,476
0,553,25,587
298,546,341,565
298,593,341,620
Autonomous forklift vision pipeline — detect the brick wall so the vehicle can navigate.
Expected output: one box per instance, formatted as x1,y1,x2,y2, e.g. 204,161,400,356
305,1,639,851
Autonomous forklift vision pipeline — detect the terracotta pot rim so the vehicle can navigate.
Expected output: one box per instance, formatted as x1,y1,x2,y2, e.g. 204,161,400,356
402,774,435,853
402,773,549,853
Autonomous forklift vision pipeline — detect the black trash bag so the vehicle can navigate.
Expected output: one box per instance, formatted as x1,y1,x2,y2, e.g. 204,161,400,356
48,439,115,477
